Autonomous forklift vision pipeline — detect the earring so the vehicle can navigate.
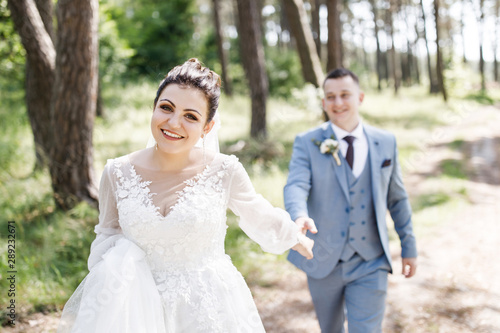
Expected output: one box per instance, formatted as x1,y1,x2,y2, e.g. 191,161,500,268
155,143,158,151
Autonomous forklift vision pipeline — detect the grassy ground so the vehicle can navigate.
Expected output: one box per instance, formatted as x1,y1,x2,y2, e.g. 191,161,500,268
0,77,497,325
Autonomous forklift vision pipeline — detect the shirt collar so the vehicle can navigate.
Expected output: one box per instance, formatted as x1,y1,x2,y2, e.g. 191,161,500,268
330,121,364,141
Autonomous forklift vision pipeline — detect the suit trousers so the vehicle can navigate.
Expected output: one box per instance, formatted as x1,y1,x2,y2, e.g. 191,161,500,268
307,254,390,333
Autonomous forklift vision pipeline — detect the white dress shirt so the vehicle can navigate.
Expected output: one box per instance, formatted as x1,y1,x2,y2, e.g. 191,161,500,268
331,122,368,178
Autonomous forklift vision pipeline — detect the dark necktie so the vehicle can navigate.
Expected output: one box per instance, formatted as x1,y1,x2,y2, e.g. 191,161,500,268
343,135,355,170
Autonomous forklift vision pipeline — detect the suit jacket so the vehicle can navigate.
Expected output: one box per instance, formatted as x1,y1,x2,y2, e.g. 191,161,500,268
285,122,417,279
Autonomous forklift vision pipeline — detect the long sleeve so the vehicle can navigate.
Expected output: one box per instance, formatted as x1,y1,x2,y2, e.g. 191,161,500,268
387,140,417,259
227,159,299,254
284,134,312,221
87,160,124,270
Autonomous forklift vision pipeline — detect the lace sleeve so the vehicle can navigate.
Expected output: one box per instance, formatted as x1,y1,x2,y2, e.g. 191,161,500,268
227,159,299,254
87,160,124,270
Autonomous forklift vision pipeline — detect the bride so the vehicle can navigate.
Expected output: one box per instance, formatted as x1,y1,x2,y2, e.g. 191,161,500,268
57,58,315,332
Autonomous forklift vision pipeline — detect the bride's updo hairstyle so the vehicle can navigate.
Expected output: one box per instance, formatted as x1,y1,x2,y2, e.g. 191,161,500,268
153,58,221,123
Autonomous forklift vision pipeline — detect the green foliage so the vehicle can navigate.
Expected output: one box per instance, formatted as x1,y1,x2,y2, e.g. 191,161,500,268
99,3,135,83
0,80,29,179
412,192,451,212
0,0,25,83
265,47,305,98
440,159,468,179
105,0,197,76
464,91,496,105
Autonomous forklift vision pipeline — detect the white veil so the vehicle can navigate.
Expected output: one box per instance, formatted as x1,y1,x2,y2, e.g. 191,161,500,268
146,112,221,153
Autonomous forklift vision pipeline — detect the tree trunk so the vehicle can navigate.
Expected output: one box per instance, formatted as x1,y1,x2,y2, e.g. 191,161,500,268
369,0,382,91
387,1,401,94
282,0,324,87
279,0,291,50
311,0,321,59
403,3,415,86
34,0,54,38
412,21,421,85
326,0,342,71
96,78,104,117
29,0,54,168
212,0,232,96
236,0,268,140
420,0,439,93
461,0,467,64
8,0,56,168
494,0,499,81
433,0,447,101
478,0,486,92
49,0,99,209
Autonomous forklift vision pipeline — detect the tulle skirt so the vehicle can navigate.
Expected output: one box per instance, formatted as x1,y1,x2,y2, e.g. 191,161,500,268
57,238,265,333
58,238,166,333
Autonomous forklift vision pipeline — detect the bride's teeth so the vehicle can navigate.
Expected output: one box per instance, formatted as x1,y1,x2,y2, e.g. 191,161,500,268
162,129,182,138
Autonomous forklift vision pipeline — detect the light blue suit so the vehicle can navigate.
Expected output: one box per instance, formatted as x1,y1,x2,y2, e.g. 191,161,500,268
285,122,417,332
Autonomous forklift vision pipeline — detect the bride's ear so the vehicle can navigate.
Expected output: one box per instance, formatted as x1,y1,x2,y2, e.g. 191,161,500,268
203,119,215,136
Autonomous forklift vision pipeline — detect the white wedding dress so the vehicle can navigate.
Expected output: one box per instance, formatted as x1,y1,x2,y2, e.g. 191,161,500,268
58,152,299,333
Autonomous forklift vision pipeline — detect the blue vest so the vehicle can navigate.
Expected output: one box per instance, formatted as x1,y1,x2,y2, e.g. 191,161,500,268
339,155,384,262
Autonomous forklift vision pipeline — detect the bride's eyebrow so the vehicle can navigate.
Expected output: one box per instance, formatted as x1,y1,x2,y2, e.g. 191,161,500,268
184,109,201,116
159,98,175,107
159,99,201,116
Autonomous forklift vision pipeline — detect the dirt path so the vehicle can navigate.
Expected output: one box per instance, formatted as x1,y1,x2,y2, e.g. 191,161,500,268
253,104,500,333
4,105,500,333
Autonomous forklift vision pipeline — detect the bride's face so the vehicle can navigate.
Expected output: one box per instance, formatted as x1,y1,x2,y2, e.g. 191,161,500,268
151,84,214,155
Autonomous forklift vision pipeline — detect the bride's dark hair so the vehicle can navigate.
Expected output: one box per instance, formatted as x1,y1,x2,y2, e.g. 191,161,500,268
153,58,221,123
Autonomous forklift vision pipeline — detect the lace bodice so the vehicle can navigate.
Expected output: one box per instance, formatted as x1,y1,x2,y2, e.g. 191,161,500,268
113,155,230,271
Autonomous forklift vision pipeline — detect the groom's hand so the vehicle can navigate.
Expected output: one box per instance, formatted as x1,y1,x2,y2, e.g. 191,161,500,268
295,217,318,235
402,257,417,278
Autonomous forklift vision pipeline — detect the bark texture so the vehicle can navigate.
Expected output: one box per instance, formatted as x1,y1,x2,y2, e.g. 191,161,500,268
236,0,268,139
50,0,99,209
433,0,447,101
282,0,323,87
326,0,342,71
9,0,99,210
212,0,232,96
8,0,55,167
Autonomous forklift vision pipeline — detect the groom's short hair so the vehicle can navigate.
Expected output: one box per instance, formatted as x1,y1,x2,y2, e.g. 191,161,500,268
323,68,359,87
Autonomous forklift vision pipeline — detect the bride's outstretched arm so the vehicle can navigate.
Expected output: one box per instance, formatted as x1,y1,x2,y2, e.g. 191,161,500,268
227,158,314,258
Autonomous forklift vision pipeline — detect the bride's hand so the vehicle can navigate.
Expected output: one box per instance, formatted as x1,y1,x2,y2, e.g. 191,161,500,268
295,216,318,235
292,232,315,260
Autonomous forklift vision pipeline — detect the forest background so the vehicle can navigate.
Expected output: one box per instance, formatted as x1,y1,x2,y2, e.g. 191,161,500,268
1,0,499,331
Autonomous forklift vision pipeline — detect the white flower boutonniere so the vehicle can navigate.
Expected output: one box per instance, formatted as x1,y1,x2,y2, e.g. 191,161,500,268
313,135,341,166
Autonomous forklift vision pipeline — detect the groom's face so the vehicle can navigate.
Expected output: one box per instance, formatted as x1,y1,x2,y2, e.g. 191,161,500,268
322,76,364,132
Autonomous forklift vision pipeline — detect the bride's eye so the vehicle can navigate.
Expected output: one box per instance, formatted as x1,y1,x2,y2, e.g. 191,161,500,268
185,113,198,121
160,104,173,112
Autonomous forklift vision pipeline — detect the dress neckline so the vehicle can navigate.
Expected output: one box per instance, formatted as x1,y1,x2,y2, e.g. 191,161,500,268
122,153,220,219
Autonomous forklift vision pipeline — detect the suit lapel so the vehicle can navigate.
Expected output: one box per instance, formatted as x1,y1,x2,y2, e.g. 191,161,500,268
321,123,351,203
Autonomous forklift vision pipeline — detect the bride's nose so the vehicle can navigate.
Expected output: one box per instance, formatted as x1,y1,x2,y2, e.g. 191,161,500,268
168,112,182,128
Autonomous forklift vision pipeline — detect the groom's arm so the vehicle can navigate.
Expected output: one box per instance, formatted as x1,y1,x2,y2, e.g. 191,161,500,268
386,138,418,262
284,135,312,222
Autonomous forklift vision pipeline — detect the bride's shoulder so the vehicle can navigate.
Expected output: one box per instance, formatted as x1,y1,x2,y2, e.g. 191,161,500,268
213,152,240,166
103,149,147,172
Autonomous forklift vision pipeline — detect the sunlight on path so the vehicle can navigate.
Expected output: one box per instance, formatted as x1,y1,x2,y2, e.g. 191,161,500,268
385,105,500,333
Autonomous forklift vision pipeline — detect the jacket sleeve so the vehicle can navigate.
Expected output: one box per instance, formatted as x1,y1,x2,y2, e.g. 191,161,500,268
387,140,418,258
284,134,312,221
227,159,299,254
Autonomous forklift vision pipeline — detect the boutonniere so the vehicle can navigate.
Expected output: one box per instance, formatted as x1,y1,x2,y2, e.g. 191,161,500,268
312,135,341,166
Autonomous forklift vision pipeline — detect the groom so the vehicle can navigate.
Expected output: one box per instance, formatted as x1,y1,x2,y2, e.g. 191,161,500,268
284,68,417,333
